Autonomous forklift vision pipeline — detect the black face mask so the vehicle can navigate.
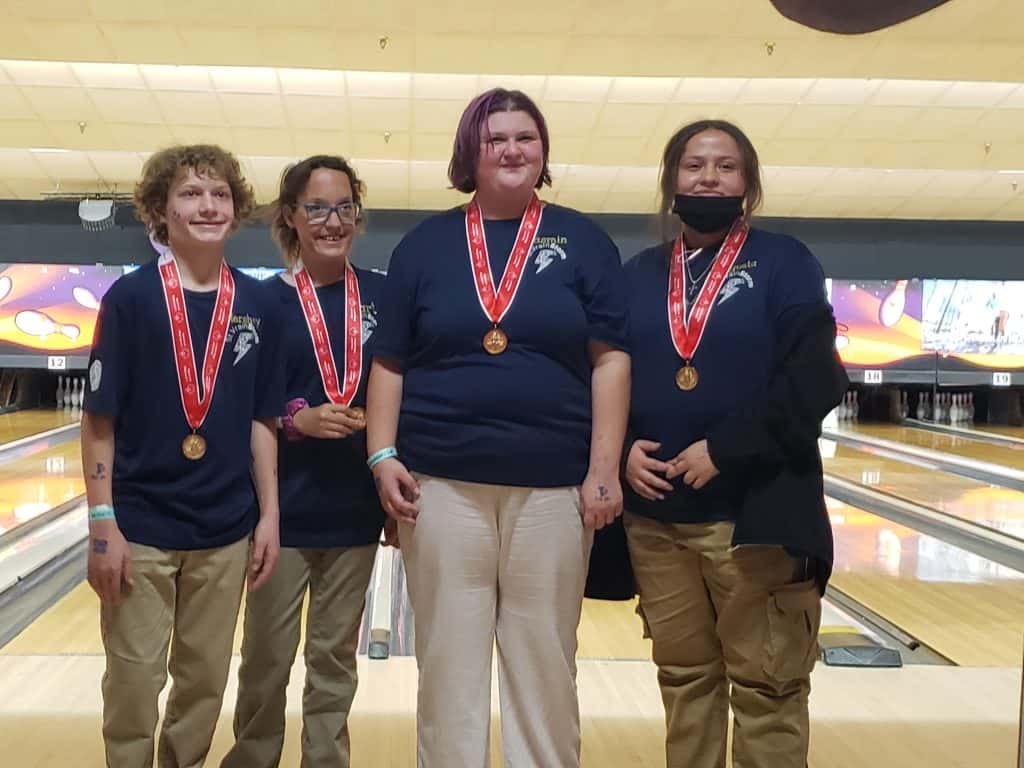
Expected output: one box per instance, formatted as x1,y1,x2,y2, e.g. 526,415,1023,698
672,194,744,234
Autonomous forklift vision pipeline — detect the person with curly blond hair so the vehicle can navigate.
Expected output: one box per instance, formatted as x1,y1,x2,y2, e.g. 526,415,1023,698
81,143,285,767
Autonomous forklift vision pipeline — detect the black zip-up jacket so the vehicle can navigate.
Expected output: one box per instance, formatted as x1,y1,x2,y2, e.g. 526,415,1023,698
586,301,848,599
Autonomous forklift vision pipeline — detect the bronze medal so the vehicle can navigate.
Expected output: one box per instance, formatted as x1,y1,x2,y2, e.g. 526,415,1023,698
675,365,699,391
347,406,366,423
182,433,207,460
483,327,509,355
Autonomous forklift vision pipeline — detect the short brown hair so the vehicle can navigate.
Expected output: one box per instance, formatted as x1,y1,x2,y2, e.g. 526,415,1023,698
270,155,367,268
135,144,255,245
657,119,763,238
448,88,552,194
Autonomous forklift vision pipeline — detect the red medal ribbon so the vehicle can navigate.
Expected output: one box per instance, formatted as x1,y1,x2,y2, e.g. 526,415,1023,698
667,220,749,363
465,194,544,326
158,253,236,432
294,266,362,406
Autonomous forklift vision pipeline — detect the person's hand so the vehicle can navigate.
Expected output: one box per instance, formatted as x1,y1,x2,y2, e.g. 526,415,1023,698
625,440,674,501
292,404,365,439
87,521,133,606
373,459,420,525
248,516,280,591
580,471,622,530
665,439,720,490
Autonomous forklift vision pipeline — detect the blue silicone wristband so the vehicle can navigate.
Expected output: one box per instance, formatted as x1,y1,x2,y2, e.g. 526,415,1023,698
88,504,116,521
367,447,398,470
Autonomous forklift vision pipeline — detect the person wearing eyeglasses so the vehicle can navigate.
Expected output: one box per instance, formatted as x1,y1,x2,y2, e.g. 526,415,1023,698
622,119,848,768
223,155,388,768
366,88,631,768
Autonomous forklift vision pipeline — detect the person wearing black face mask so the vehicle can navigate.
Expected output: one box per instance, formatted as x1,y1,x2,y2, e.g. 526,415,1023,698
618,119,848,768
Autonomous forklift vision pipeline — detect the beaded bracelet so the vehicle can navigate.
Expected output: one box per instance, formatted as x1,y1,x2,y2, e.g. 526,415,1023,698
282,397,310,441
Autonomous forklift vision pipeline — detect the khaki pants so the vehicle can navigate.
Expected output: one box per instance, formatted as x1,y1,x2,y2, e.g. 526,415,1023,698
624,513,821,768
398,475,593,768
101,536,250,768
222,544,378,768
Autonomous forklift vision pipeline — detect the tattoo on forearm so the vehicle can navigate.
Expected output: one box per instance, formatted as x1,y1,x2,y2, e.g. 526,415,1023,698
598,485,610,501
92,538,108,554
89,462,107,481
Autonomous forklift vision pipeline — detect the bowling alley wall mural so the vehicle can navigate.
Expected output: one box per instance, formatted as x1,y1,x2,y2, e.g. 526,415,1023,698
0,264,121,356
828,278,931,370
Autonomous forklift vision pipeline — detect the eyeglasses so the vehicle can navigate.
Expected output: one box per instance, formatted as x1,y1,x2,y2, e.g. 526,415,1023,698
300,201,359,225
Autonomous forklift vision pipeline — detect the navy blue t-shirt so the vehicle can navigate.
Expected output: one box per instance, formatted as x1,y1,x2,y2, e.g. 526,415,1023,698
84,261,284,550
270,269,385,548
624,228,827,523
374,203,629,488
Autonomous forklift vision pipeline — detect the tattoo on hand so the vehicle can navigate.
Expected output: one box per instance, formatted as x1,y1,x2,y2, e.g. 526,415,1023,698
598,485,610,501
89,462,107,480
92,538,109,554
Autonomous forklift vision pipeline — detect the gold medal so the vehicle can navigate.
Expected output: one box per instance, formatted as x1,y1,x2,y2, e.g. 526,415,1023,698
675,365,699,391
182,433,207,460
347,406,366,423
483,327,509,355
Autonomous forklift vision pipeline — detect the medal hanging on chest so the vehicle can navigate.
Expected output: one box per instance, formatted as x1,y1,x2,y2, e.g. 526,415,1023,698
157,253,236,460
667,220,749,391
465,195,544,355
294,266,364,422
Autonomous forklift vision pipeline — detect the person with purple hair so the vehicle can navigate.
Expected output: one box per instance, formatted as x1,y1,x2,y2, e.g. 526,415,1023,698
365,88,631,767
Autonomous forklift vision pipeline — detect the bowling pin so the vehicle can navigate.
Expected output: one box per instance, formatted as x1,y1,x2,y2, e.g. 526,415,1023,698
950,394,960,424
55,376,64,409
967,393,975,423
878,280,909,328
851,391,859,422
13,310,82,340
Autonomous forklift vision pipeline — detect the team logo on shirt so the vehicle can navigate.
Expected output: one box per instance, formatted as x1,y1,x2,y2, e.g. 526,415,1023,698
229,314,262,366
89,359,102,392
718,271,755,305
533,237,568,274
361,302,378,344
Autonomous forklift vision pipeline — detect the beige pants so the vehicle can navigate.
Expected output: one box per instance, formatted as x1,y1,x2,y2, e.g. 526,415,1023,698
398,475,593,768
222,544,378,768
101,536,250,768
624,513,821,768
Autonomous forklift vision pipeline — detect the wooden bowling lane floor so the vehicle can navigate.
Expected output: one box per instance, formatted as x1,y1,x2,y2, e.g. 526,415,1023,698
0,654,1017,767
827,497,1024,667
823,443,1024,539
0,409,78,447
842,423,1024,470
0,438,84,538
979,424,1024,440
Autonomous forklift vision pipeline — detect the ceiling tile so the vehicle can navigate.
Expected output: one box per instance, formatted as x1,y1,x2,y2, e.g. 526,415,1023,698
71,62,146,89
220,93,287,129
141,64,213,91
89,88,164,124
277,68,346,97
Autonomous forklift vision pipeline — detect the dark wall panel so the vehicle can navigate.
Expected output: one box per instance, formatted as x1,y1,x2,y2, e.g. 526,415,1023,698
1,200,1023,280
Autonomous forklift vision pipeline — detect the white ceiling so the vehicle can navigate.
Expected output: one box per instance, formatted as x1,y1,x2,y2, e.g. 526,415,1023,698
1,0,1023,220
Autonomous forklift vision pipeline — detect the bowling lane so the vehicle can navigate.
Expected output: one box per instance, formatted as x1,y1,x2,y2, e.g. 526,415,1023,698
0,409,79,447
828,497,1024,666
840,423,1024,470
0,438,84,538
823,443,1024,539
977,425,1024,441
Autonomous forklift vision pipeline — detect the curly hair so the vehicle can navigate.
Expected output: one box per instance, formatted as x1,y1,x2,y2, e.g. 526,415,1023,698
135,144,255,245
270,155,367,268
